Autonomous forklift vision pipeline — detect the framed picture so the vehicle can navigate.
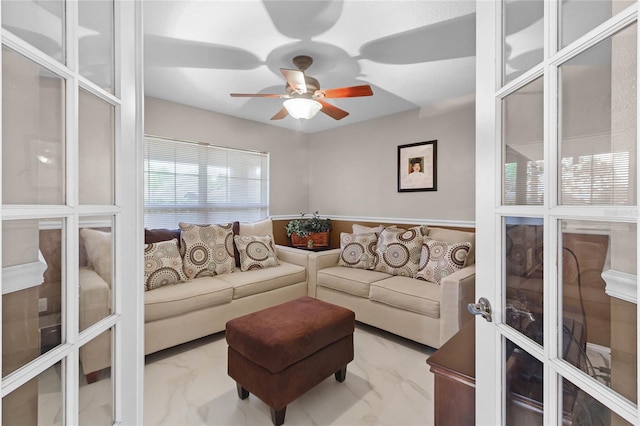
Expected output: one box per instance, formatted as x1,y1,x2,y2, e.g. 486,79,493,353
397,140,437,192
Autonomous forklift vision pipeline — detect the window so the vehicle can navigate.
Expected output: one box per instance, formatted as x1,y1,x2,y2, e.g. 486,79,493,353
144,136,269,228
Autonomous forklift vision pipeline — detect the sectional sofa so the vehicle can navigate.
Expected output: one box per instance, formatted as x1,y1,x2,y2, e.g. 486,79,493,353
308,225,476,349
76,219,475,382
79,219,309,381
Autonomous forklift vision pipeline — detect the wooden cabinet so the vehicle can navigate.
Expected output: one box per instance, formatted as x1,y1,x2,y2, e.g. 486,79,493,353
427,320,475,426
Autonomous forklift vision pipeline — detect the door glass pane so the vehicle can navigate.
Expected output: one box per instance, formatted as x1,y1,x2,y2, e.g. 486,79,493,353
505,217,544,345
505,337,543,425
559,23,637,206
79,90,115,205
79,329,113,425
79,0,114,93
503,77,544,206
503,0,544,84
561,220,637,405
560,0,635,48
2,46,66,205
2,219,64,376
562,378,634,425
1,0,65,63
79,217,114,332
2,361,63,425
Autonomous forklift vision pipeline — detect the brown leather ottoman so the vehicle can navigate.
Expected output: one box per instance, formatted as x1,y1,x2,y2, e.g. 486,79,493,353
225,296,355,426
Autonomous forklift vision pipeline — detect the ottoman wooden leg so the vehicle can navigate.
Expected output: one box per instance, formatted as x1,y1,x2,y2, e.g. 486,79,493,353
271,406,286,426
236,383,249,400
335,366,347,382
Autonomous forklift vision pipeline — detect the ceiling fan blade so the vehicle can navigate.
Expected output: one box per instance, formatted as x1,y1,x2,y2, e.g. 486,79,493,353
230,93,287,98
271,108,289,120
318,100,349,120
320,85,373,98
280,68,307,94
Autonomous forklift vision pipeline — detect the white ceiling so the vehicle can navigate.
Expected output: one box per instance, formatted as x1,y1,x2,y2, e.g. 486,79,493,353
143,0,477,133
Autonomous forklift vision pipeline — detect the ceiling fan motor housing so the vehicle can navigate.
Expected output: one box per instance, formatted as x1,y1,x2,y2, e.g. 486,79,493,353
285,75,321,98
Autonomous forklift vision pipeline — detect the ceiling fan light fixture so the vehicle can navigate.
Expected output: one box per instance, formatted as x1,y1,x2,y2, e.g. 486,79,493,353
283,98,322,120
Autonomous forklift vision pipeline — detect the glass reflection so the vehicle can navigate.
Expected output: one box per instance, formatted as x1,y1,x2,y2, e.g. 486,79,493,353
562,378,633,426
505,217,544,346
79,217,114,333
503,0,544,84
2,218,64,376
1,0,65,63
79,0,114,93
559,23,637,206
2,47,66,205
2,361,63,425
505,338,543,425
79,330,113,425
79,90,115,205
503,77,544,206
560,0,635,48
561,220,637,405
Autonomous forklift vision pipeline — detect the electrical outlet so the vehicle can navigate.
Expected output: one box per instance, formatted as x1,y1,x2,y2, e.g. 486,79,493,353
38,298,47,313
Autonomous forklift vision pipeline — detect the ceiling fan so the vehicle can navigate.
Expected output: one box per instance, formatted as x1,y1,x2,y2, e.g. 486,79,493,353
230,55,373,121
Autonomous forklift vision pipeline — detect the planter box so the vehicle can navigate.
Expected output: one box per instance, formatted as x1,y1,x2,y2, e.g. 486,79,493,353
290,231,330,248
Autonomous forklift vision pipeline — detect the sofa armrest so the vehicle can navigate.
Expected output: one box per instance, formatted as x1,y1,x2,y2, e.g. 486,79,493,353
307,249,342,297
78,267,112,377
79,267,111,331
274,244,311,269
439,265,476,346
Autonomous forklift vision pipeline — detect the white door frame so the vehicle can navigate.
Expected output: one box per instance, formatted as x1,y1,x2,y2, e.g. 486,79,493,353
475,1,639,424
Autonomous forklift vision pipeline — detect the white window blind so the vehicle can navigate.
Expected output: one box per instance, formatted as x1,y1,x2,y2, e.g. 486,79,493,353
144,136,269,229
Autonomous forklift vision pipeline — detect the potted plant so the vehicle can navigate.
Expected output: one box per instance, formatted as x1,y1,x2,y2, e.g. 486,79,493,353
285,211,332,248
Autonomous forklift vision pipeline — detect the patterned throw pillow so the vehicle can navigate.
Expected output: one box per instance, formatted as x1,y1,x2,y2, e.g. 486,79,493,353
415,237,471,284
144,239,189,291
338,232,378,270
233,235,280,271
373,227,424,277
179,222,235,278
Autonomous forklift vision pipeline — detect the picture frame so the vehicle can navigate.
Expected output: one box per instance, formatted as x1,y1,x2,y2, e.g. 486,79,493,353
397,140,437,192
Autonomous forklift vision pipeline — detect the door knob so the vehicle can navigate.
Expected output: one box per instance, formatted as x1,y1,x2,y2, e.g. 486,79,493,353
468,297,492,322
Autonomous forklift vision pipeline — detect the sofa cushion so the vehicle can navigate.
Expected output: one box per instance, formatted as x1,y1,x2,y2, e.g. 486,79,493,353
179,222,236,278
370,276,441,319
217,261,306,299
144,276,233,322
427,227,475,266
144,238,189,291
373,227,423,277
81,228,112,285
338,232,378,270
415,237,471,285
234,235,280,271
317,266,390,298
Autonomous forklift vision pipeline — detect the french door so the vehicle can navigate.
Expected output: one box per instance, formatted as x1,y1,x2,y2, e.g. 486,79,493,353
0,1,143,424
476,0,639,425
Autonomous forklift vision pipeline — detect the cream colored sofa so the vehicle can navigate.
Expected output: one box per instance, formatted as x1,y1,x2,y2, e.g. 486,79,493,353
79,220,309,381
308,227,476,349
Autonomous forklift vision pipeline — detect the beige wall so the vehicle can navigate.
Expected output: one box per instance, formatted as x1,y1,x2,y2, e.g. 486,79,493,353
308,102,476,222
144,97,477,223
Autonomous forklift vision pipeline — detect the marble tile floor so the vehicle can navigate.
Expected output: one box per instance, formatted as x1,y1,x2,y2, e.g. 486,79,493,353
144,323,436,426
